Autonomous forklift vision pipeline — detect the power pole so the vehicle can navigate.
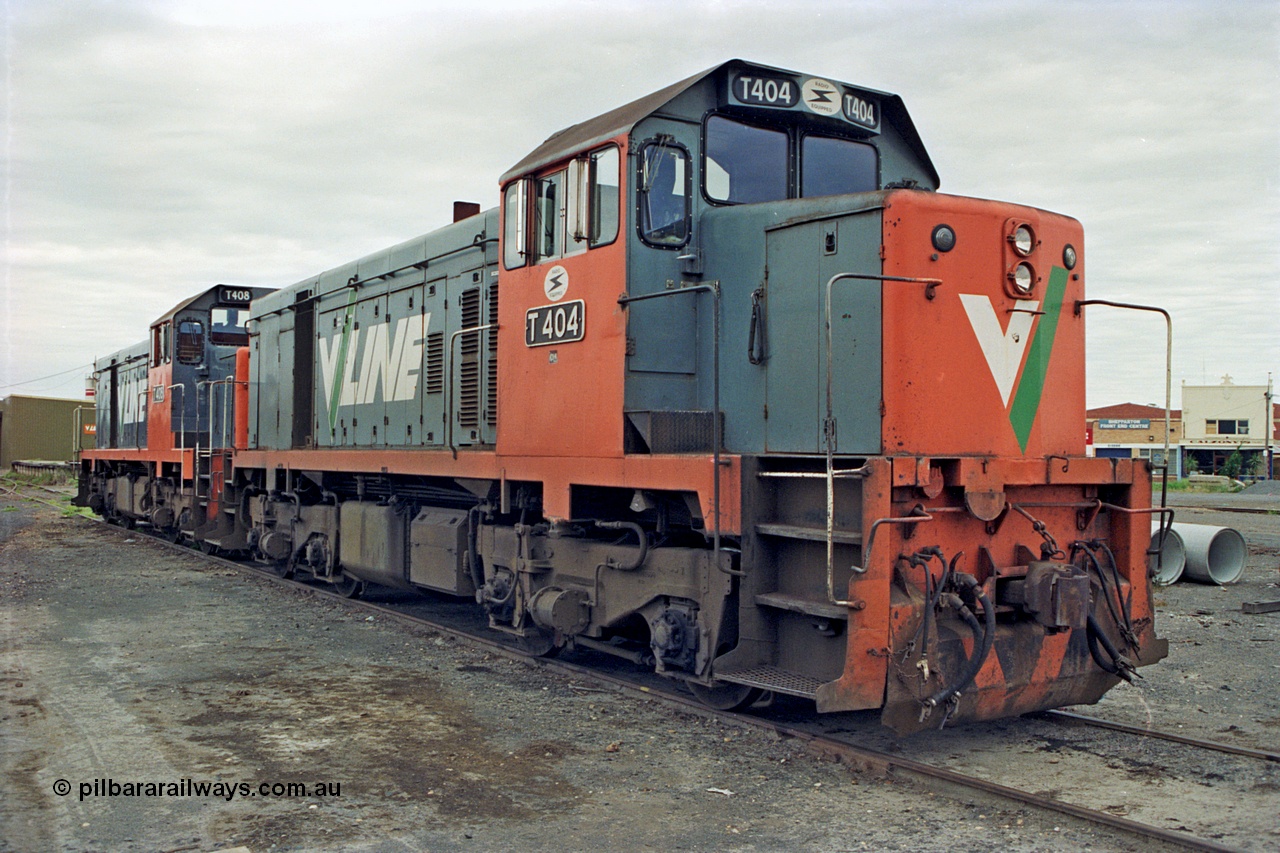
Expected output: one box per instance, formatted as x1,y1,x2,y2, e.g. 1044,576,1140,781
1267,373,1274,480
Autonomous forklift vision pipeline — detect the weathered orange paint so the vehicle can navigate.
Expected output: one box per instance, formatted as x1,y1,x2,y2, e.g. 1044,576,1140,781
815,458,894,712
146,360,173,453
234,347,250,450
859,450,1165,730
496,135,630,461
233,447,742,534
880,191,1086,458
80,447,195,480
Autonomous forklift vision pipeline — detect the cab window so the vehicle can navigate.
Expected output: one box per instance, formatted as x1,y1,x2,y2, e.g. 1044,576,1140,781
508,145,621,266
210,307,249,346
705,116,787,204
637,140,689,247
534,170,567,262
503,179,527,269
176,319,205,365
589,146,620,247
801,135,877,197
151,322,170,367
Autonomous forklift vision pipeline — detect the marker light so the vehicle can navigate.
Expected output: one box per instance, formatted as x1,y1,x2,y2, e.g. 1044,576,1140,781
1063,244,1077,270
1011,225,1035,257
931,224,956,252
1010,262,1035,295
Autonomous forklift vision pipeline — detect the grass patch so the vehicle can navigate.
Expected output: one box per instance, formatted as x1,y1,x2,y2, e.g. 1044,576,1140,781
1158,478,1239,494
1,468,77,487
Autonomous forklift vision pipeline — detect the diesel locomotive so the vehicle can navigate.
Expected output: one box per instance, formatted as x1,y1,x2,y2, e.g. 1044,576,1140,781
79,60,1167,733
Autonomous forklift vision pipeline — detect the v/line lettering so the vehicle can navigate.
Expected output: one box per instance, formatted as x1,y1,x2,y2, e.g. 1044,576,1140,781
319,313,431,420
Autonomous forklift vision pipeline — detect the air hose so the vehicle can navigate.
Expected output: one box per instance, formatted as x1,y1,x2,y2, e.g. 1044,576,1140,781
923,572,995,713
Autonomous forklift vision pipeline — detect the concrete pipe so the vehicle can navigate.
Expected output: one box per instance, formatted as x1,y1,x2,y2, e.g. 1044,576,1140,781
1170,523,1247,585
1148,522,1186,586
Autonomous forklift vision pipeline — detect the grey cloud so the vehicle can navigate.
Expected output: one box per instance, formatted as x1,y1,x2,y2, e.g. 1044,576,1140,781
3,0,1276,406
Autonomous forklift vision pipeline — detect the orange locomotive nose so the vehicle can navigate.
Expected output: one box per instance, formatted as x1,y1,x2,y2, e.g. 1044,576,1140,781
813,192,1165,733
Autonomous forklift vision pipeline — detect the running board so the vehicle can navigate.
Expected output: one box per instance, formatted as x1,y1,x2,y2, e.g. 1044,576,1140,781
755,592,847,620
716,665,825,700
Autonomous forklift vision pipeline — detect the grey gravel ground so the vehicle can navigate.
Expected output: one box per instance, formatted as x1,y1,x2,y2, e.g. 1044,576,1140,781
2,485,1277,852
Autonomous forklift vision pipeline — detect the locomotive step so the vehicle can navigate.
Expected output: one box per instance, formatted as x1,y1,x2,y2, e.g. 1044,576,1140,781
754,523,862,545
715,665,825,700
754,592,848,621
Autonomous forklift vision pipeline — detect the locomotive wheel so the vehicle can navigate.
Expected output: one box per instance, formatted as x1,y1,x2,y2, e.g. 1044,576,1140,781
517,628,560,658
270,560,294,580
689,682,764,712
331,574,365,599
162,527,182,544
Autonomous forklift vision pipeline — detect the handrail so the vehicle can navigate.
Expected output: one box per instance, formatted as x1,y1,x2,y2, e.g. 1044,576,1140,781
832,508,934,606
166,383,188,499
446,322,497,458
823,272,941,604
1075,298,1172,571
617,282,735,573
71,405,94,458
1073,299,1173,508
135,390,148,449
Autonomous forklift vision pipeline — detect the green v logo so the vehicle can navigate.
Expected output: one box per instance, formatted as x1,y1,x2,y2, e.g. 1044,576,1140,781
960,267,1069,453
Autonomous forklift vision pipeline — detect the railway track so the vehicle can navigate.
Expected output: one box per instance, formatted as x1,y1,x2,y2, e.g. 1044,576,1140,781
1173,506,1278,517
1037,709,1280,764
10,481,1269,845
11,483,1269,852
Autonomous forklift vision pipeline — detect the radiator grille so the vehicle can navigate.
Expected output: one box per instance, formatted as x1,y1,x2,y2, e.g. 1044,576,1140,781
458,288,481,429
486,283,498,427
425,331,444,395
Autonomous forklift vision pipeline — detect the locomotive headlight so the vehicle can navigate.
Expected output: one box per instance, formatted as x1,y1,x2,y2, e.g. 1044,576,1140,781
1010,262,1035,295
1063,244,1078,269
1011,224,1035,257
931,224,956,252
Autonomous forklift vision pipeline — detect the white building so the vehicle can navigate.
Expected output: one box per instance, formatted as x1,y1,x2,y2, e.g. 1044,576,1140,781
1180,376,1276,477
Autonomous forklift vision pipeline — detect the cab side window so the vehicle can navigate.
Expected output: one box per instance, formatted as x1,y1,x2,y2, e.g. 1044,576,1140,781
534,169,569,262
503,179,527,269
506,144,621,266
589,146,619,247
176,319,205,366
151,322,171,367
638,140,689,247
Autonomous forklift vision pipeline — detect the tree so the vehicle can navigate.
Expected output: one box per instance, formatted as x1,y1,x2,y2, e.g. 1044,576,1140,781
1221,448,1243,480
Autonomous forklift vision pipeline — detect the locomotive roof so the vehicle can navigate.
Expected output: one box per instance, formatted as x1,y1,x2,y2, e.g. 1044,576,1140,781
500,59,938,187
152,284,274,327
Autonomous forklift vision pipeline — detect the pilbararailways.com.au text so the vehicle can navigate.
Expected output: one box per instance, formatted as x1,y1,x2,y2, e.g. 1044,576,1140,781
53,778,343,802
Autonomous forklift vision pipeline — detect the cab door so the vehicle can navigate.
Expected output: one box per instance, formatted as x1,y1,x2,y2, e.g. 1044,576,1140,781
764,214,881,454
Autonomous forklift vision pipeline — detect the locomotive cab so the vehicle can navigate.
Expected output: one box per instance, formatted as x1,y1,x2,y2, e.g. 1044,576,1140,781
489,60,1164,730
78,284,274,539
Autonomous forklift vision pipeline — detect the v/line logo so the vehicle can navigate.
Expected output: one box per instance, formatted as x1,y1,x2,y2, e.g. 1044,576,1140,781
959,267,1068,453
319,309,431,429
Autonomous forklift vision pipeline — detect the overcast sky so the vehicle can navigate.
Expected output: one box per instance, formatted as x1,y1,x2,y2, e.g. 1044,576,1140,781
2,0,1277,410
